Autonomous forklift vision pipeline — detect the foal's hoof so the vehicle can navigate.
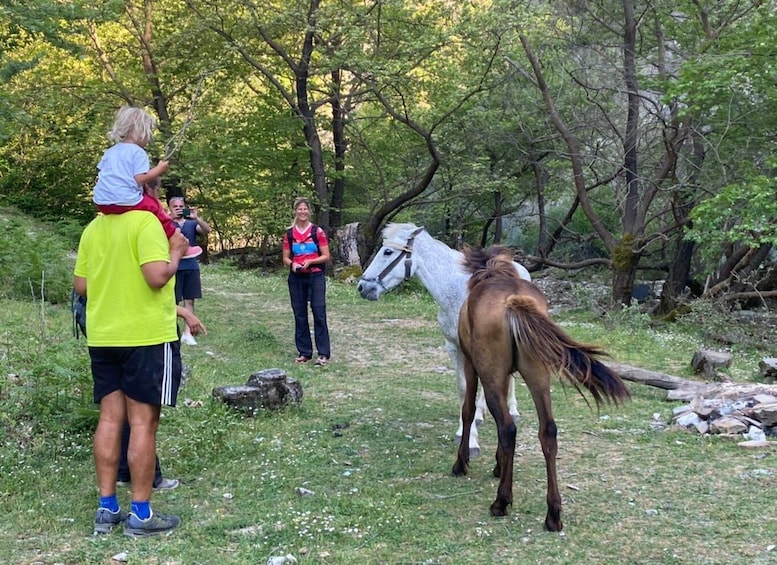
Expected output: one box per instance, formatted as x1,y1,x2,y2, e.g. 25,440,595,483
511,411,521,425
545,510,563,532
544,518,563,532
489,503,508,517
452,460,468,477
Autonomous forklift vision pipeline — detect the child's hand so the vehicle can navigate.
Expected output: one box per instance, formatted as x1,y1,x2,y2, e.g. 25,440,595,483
156,160,169,175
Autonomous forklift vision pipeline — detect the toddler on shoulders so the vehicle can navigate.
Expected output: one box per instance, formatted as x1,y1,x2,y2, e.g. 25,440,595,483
94,106,201,259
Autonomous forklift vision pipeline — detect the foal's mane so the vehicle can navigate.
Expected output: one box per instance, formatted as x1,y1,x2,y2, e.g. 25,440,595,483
461,246,521,290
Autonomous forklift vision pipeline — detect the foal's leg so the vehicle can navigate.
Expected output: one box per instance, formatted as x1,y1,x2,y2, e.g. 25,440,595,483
452,356,478,477
522,367,563,532
476,379,520,431
482,384,516,517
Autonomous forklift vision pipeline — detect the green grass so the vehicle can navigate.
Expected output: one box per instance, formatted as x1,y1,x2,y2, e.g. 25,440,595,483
1,264,776,564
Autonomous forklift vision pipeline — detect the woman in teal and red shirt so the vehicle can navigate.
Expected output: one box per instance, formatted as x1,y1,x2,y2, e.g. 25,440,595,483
282,197,331,366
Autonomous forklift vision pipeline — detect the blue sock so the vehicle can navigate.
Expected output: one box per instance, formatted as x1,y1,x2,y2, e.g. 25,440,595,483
131,500,151,520
99,495,119,513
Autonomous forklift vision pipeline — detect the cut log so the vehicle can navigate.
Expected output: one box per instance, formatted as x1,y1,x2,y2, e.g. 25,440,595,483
603,362,693,390
603,361,777,401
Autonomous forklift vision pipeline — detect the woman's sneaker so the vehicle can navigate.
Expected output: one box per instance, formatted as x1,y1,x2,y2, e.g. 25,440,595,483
93,507,127,535
123,510,181,538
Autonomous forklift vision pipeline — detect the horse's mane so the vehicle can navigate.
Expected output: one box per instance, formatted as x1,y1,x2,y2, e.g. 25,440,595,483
461,245,521,290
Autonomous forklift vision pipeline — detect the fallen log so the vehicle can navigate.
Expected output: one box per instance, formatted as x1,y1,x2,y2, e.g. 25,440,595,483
603,361,777,401
603,361,690,390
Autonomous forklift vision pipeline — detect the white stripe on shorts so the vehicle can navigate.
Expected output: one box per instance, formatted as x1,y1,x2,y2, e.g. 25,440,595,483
161,342,173,405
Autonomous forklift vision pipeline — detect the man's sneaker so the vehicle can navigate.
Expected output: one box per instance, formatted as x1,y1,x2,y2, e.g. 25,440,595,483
182,245,202,260
154,478,179,490
93,507,128,535
180,333,197,346
123,510,181,538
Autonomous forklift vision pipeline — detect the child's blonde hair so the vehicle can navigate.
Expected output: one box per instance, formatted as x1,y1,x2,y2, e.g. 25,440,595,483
108,106,157,145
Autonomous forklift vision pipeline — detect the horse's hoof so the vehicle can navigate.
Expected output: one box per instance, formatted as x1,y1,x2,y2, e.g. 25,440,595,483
475,416,484,427
452,461,468,476
511,412,521,425
469,446,480,458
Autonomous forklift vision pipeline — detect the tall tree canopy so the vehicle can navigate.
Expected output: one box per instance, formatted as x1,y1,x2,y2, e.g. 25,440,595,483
1,0,775,308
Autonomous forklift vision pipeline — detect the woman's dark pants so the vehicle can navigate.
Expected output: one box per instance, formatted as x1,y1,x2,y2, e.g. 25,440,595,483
288,271,330,358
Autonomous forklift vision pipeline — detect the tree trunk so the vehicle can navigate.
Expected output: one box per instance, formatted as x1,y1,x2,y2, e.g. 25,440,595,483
334,222,362,268
611,235,641,305
329,67,346,232
295,2,329,231
656,129,705,314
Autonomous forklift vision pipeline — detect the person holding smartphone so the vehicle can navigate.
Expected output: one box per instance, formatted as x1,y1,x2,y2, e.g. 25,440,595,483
168,196,212,345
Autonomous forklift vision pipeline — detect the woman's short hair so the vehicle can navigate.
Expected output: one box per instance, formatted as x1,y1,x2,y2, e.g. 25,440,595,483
108,106,156,145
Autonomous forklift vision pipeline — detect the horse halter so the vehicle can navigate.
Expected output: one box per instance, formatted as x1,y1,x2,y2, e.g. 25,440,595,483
364,227,425,288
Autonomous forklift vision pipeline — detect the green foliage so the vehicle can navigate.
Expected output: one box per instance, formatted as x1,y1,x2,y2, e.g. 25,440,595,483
0,207,77,303
603,302,653,332
686,174,777,264
0,297,93,448
1,0,776,302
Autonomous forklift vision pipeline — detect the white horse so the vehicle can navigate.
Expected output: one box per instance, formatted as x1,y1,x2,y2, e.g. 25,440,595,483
357,223,530,457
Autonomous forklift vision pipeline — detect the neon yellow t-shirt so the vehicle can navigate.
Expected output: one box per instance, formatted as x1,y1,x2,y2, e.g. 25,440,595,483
74,211,178,346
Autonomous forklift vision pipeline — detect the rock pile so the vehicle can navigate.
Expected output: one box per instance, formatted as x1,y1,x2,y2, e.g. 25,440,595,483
671,393,777,445
668,350,777,445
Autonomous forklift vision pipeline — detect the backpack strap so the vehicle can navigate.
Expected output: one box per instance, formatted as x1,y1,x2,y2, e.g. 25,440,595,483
71,288,87,339
310,225,321,256
288,225,322,257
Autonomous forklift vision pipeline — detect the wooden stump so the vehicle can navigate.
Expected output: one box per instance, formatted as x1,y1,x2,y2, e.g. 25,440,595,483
212,368,303,416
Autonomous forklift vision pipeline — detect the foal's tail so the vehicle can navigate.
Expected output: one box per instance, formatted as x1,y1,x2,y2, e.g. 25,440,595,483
506,295,630,407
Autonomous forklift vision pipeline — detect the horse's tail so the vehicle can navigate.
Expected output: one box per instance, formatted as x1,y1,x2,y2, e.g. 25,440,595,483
505,295,630,407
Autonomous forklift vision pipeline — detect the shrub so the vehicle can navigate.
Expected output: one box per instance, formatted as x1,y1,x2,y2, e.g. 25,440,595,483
0,207,77,304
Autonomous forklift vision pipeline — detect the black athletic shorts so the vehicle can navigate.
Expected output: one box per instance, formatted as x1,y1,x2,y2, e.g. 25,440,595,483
90,341,182,407
175,269,203,303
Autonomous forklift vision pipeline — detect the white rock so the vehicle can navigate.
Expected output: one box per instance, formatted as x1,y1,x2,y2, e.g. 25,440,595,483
745,426,766,442
675,411,701,428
